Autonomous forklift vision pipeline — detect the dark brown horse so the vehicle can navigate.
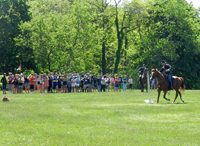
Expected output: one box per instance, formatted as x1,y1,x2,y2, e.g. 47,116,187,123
150,69,185,104
141,68,147,92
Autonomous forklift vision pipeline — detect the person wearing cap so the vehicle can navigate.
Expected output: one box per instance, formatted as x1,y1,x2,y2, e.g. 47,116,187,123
139,64,146,84
1,73,7,94
160,60,173,90
8,72,14,94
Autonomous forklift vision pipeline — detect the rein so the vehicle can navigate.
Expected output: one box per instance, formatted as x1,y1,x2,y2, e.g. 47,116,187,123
158,79,166,88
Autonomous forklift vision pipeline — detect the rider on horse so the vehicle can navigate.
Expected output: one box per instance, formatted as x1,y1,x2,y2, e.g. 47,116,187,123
139,64,146,84
160,60,173,90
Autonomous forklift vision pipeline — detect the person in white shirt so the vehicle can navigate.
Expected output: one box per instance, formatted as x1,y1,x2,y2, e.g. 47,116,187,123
128,76,133,91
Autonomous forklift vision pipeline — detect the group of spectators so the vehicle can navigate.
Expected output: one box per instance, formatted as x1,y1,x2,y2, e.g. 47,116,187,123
1,71,134,94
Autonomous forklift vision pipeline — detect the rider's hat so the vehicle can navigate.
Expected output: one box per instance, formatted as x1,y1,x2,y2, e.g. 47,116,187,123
161,60,166,63
143,64,145,66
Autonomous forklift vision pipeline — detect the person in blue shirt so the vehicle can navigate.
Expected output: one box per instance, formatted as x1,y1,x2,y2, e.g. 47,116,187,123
123,75,127,91
53,75,57,93
139,64,146,84
76,76,81,93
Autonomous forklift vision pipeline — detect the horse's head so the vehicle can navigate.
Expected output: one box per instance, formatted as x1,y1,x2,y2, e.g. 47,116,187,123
150,69,159,81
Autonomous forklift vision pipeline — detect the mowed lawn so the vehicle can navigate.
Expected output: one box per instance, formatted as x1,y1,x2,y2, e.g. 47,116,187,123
0,90,200,146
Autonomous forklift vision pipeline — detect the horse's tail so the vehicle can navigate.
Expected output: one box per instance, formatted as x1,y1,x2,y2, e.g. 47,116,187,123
180,77,185,92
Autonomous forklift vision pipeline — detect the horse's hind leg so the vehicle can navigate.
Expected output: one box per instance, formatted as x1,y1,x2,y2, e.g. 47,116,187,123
172,90,178,104
163,91,170,101
178,91,184,103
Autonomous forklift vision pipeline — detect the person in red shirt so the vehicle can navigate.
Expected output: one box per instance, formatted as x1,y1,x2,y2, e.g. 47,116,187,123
115,75,119,92
8,72,14,94
29,73,35,94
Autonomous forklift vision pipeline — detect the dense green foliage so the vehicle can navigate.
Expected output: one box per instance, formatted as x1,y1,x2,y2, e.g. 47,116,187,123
1,0,200,88
1,90,200,145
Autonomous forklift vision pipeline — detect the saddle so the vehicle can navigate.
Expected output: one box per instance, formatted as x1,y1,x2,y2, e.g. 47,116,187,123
163,74,175,90
163,74,175,83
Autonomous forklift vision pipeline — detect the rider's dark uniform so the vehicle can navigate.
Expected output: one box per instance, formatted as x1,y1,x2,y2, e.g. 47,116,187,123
159,62,173,90
139,65,146,83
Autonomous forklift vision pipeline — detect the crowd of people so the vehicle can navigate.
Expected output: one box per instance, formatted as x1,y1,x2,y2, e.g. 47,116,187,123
1,71,134,94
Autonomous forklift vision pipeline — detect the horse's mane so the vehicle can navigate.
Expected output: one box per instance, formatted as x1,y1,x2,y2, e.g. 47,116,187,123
152,68,164,78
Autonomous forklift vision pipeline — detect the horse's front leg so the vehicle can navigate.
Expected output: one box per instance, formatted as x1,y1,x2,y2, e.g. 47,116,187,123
163,91,170,101
146,83,148,92
156,90,161,104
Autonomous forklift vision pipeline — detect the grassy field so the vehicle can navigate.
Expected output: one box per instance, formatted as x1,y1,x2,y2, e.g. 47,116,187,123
0,90,200,146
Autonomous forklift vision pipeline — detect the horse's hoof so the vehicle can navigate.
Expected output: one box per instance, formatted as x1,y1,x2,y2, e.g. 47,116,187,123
167,99,170,101
172,102,174,104
182,100,185,103
156,102,158,104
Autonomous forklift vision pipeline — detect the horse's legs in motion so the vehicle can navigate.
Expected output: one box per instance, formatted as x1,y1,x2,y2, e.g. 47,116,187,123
146,83,148,92
172,90,179,104
141,83,144,92
163,91,170,101
156,90,161,104
178,91,184,103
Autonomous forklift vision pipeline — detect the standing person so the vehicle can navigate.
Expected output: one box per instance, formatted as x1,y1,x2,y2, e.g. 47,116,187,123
89,71,94,91
52,75,57,93
139,64,146,84
118,74,122,92
93,74,97,92
1,73,7,94
24,75,30,93
114,75,120,92
18,75,23,93
75,75,81,93
110,75,115,92
21,73,25,93
13,75,18,94
34,73,38,92
57,76,62,93
88,74,92,92
8,72,14,94
123,75,127,91
97,76,101,92
101,75,106,92
43,73,49,93
151,78,156,91
48,74,52,93
160,60,173,90
62,74,67,93
36,74,41,93
71,76,76,93
83,75,88,92
106,74,110,92
29,73,35,94
11,75,15,93
40,74,43,93
128,76,133,91
80,71,84,92
67,74,72,93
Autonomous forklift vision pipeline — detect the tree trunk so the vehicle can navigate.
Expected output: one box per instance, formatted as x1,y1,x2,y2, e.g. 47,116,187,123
102,40,106,74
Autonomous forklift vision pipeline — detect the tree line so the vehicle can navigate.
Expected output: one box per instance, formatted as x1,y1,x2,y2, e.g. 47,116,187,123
0,0,200,89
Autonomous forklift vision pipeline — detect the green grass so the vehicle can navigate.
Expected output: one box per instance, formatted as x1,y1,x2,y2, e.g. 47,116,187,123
0,90,200,146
